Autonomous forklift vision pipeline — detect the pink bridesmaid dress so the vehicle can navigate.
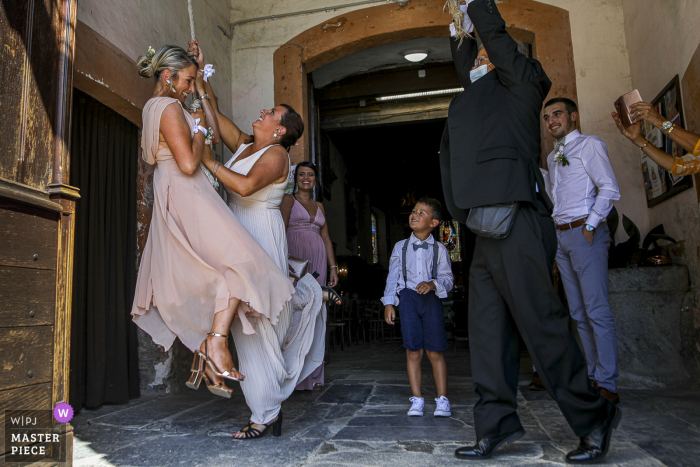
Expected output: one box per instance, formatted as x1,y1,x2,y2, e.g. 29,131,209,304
287,196,327,389
131,97,294,353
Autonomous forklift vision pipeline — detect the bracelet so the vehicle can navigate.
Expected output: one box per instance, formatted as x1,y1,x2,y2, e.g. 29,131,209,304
638,140,648,150
212,162,221,177
666,125,675,135
330,265,338,269
199,92,210,100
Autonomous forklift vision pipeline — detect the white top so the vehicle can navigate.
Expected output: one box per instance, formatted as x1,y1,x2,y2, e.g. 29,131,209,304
381,233,454,307
224,143,288,211
543,130,620,228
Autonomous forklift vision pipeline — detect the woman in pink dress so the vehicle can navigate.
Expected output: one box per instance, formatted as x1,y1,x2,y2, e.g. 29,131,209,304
280,162,339,390
131,45,294,400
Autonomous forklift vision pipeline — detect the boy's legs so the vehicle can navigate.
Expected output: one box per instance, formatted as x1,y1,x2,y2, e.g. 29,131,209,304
407,349,424,397
422,291,449,398
426,350,447,398
398,289,425,405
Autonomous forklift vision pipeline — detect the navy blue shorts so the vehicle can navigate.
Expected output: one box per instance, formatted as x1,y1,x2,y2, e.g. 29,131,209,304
398,288,448,352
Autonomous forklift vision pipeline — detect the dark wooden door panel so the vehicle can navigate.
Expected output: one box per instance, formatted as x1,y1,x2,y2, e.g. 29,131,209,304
0,383,53,454
0,266,55,327
0,0,30,184
22,0,61,190
0,207,57,269
0,327,53,390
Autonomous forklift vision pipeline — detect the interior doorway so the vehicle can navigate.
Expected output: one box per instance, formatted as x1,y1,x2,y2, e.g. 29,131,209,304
69,89,141,411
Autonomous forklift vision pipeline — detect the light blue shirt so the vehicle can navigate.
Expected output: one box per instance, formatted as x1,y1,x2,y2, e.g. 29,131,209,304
544,130,620,228
381,233,454,306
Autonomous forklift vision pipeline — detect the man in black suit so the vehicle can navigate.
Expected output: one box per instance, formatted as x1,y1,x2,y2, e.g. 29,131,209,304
439,0,620,463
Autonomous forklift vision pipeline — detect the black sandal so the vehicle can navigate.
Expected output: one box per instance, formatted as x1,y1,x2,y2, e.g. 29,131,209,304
233,412,283,440
322,286,342,305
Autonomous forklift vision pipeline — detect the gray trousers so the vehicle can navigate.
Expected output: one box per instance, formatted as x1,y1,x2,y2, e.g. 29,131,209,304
555,222,619,392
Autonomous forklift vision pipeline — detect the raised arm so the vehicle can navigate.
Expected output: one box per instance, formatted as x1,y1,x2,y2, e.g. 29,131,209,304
448,3,478,89
160,104,206,175
612,112,677,171
189,41,249,153
189,42,220,145
318,203,339,287
631,102,700,155
201,144,289,197
469,0,545,88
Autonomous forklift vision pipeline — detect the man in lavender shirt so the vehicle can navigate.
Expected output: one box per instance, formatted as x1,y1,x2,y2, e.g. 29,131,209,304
542,97,621,405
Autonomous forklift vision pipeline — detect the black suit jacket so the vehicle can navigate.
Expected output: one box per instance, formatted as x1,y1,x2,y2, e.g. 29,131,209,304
440,0,553,224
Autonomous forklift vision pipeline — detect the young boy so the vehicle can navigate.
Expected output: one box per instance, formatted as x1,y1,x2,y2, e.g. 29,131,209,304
382,197,454,417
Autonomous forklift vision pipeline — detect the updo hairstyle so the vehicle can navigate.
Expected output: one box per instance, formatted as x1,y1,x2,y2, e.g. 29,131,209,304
137,45,198,81
278,104,305,151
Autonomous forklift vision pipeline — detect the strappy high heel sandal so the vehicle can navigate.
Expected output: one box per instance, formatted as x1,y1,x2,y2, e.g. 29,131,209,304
186,332,243,398
233,412,283,440
322,286,342,305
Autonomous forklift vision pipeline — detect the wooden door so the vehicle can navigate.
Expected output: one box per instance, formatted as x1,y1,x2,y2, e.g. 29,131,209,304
0,0,78,464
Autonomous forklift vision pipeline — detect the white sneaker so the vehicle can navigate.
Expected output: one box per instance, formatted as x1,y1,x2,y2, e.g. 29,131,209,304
434,396,451,417
407,396,424,416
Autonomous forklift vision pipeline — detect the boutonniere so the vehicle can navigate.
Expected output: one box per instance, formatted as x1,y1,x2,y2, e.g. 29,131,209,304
553,144,570,166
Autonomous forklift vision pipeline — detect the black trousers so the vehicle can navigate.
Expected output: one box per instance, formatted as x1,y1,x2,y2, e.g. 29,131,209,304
468,200,612,439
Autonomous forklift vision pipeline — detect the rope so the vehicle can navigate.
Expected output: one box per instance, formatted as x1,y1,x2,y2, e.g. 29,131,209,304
187,0,196,41
186,0,219,190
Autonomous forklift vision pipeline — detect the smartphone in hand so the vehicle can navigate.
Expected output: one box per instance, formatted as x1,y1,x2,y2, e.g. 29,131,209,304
614,89,643,127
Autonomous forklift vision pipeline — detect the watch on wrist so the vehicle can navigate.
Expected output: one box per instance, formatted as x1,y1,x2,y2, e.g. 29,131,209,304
585,224,596,232
661,120,674,133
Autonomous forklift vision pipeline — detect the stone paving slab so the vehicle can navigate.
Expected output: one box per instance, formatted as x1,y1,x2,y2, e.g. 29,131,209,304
73,341,700,466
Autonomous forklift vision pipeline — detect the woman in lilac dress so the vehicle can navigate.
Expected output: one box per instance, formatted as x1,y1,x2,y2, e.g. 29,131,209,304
280,162,339,389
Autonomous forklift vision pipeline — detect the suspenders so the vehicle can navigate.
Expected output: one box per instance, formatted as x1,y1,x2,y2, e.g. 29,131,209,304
401,239,440,288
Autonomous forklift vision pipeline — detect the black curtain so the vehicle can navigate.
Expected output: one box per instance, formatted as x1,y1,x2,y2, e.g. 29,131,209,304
69,89,140,410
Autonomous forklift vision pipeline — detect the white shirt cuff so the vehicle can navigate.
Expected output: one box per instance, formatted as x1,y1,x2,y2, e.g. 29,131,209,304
381,296,399,307
449,3,474,37
586,212,603,229
432,279,447,299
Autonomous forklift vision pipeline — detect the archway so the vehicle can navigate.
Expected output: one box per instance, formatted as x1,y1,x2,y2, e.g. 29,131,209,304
274,0,577,164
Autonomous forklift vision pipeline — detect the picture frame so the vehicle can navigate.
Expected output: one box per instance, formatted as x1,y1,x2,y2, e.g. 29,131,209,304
642,75,693,207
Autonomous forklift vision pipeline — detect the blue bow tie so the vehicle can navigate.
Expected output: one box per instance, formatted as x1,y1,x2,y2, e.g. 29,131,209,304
413,242,429,251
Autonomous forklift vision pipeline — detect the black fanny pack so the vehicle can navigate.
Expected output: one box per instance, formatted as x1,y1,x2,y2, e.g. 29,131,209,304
466,202,520,239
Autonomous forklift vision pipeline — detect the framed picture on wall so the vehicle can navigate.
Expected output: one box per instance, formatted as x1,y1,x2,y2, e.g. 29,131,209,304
641,75,693,207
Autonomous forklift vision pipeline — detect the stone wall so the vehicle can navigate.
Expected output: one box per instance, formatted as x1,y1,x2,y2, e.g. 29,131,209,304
609,266,692,388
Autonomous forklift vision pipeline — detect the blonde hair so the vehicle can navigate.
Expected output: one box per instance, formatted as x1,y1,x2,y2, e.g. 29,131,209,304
136,45,198,81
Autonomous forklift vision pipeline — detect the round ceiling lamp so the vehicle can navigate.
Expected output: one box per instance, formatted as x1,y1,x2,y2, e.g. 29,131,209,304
404,50,428,62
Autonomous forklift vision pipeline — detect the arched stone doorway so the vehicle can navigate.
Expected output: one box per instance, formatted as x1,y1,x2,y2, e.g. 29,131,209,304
273,0,577,164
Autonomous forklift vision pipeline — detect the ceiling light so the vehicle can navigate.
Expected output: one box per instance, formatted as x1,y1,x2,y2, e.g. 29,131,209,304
404,50,428,62
376,87,464,101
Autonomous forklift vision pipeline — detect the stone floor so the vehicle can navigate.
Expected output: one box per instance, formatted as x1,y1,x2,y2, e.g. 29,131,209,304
72,340,700,467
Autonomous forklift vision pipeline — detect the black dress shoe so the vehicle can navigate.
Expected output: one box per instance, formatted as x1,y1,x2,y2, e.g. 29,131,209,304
566,406,621,464
455,428,525,460
528,372,546,391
